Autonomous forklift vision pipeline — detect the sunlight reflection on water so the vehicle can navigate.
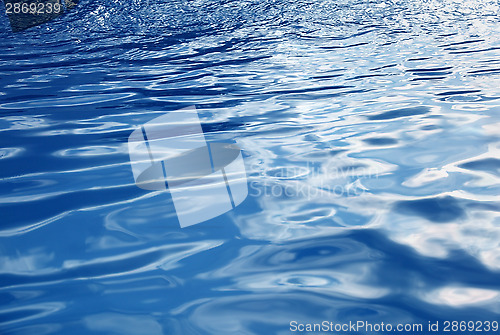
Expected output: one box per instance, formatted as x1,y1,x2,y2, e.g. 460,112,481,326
0,0,499,333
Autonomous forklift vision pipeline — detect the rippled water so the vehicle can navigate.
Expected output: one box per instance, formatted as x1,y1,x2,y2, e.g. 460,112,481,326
1,0,500,334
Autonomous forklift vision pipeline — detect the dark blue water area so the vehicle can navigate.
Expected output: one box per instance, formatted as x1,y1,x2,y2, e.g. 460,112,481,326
1,0,500,334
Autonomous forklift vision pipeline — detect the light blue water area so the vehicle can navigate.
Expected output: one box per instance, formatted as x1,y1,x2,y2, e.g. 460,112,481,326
1,0,500,334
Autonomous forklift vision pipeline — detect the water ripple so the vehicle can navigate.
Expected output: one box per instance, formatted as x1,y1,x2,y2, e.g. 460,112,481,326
1,0,500,333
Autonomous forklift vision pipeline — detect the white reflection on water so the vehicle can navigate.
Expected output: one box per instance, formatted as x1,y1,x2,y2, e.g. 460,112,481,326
0,115,51,131
0,147,24,159
226,268,388,299
85,313,163,335
0,249,55,275
0,302,66,328
423,286,500,308
0,93,135,109
62,240,223,278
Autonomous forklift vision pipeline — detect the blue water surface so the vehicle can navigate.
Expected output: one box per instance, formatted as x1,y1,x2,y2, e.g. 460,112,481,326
1,0,500,334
